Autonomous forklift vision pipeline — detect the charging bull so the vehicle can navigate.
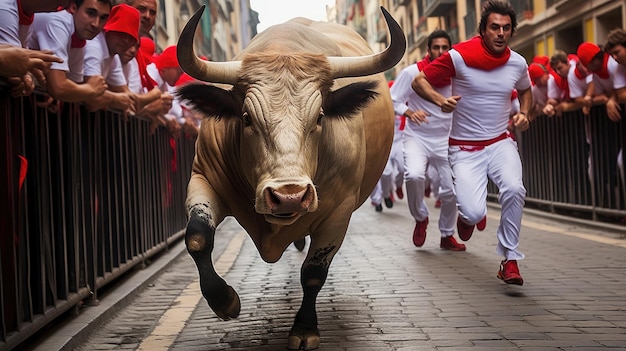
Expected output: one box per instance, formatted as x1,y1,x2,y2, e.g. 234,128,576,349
176,6,405,350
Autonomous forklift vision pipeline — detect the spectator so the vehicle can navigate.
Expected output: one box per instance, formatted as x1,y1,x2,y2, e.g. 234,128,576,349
543,50,570,116
119,39,162,118
83,3,140,114
0,0,72,96
527,62,549,119
577,41,626,122
148,45,184,136
124,0,157,38
28,0,111,103
604,28,626,115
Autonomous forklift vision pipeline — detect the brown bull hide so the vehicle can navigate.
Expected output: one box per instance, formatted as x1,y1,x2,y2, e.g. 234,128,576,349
177,5,405,350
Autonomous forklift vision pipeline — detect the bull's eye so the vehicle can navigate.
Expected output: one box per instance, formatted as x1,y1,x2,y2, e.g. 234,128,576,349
317,109,324,125
242,112,251,126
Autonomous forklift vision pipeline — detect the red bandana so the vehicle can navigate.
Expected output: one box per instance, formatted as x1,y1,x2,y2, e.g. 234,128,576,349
549,69,569,101
453,35,511,71
17,0,34,25
70,32,86,48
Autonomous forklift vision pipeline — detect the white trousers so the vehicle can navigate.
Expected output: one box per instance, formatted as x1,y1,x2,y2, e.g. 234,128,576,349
449,137,526,260
370,136,404,205
403,135,456,237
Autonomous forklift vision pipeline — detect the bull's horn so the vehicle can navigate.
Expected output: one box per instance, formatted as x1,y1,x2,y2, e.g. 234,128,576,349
177,5,240,85
328,6,406,79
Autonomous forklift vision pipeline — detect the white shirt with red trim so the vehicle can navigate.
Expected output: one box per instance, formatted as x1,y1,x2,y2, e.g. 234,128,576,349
0,0,32,47
390,62,452,144
28,10,85,83
567,64,592,99
147,62,184,123
84,31,126,86
427,49,530,141
592,56,626,95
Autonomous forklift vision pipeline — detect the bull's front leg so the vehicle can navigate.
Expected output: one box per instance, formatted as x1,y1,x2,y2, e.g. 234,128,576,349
287,239,341,350
186,175,240,320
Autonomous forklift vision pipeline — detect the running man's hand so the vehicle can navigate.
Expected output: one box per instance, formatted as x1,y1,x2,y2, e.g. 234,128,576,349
512,111,530,131
440,95,461,113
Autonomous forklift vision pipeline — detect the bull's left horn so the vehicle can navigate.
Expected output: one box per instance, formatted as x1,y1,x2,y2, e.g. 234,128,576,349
328,6,406,79
177,5,240,85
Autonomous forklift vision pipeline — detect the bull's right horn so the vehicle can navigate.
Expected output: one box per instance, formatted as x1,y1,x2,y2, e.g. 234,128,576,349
177,5,240,85
328,6,406,79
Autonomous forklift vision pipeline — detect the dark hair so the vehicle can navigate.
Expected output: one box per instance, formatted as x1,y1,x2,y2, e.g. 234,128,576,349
74,0,113,9
478,0,517,36
549,50,568,68
427,29,451,49
605,28,626,52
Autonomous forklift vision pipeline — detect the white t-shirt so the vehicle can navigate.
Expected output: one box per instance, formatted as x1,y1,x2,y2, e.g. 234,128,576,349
147,62,184,123
592,55,626,96
0,0,30,47
28,10,85,83
448,49,531,140
84,31,126,87
567,65,592,99
390,62,452,142
123,58,143,94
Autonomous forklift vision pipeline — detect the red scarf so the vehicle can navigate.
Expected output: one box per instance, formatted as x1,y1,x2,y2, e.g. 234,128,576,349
70,32,86,48
417,55,450,87
592,53,610,79
549,69,569,101
453,35,511,70
17,0,33,25
574,66,586,80
136,49,157,90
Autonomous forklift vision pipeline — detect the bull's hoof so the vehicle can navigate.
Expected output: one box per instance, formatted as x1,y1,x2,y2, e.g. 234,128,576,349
293,238,306,251
287,325,320,350
206,284,241,320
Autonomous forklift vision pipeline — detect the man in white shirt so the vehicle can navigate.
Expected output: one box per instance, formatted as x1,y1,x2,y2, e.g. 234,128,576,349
391,30,466,251
0,0,72,96
413,0,531,285
83,3,140,114
28,0,111,103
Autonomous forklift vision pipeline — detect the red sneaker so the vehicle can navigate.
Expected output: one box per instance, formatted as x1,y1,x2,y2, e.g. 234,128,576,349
457,216,475,241
440,236,466,251
477,215,487,231
434,198,441,208
412,218,429,247
497,260,524,285
396,187,404,199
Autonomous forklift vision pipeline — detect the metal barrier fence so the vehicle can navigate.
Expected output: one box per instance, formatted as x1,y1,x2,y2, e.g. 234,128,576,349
489,105,626,222
1,88,195,350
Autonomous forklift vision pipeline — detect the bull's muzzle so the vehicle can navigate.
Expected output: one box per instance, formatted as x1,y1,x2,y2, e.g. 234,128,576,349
259,182,317,224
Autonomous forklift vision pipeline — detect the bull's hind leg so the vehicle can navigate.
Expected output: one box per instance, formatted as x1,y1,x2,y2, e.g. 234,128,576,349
186,175,240,320
287,241,341,350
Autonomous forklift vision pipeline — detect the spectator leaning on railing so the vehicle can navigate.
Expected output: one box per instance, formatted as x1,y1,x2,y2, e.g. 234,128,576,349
83,3,141,115
27,0,111,104
605,28,626,119
0,0,71,96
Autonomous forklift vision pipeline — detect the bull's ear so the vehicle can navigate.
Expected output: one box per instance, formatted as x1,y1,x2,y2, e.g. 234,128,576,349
176,83,238,118
323,81,379,118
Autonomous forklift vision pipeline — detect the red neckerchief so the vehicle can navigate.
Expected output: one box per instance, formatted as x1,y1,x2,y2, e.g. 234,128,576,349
574,66,587,80
417,55,450,87
136,50,157,90
453,35,511,70
70,32,86,48
17,0,34,25
549,69,569,101
591,53,610,79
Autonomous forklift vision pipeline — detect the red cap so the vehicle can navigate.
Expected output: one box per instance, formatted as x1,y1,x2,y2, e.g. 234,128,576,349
103,4,140,43
528,63,547,84
155,45,179,70
175,73,196,86
532,55,549,67
576,42,601,67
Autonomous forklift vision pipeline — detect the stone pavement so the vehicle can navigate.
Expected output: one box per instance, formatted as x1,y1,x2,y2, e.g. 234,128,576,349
36,197,626,350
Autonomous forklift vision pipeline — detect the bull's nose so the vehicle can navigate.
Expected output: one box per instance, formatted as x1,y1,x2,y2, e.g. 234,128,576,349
264,184,314,215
